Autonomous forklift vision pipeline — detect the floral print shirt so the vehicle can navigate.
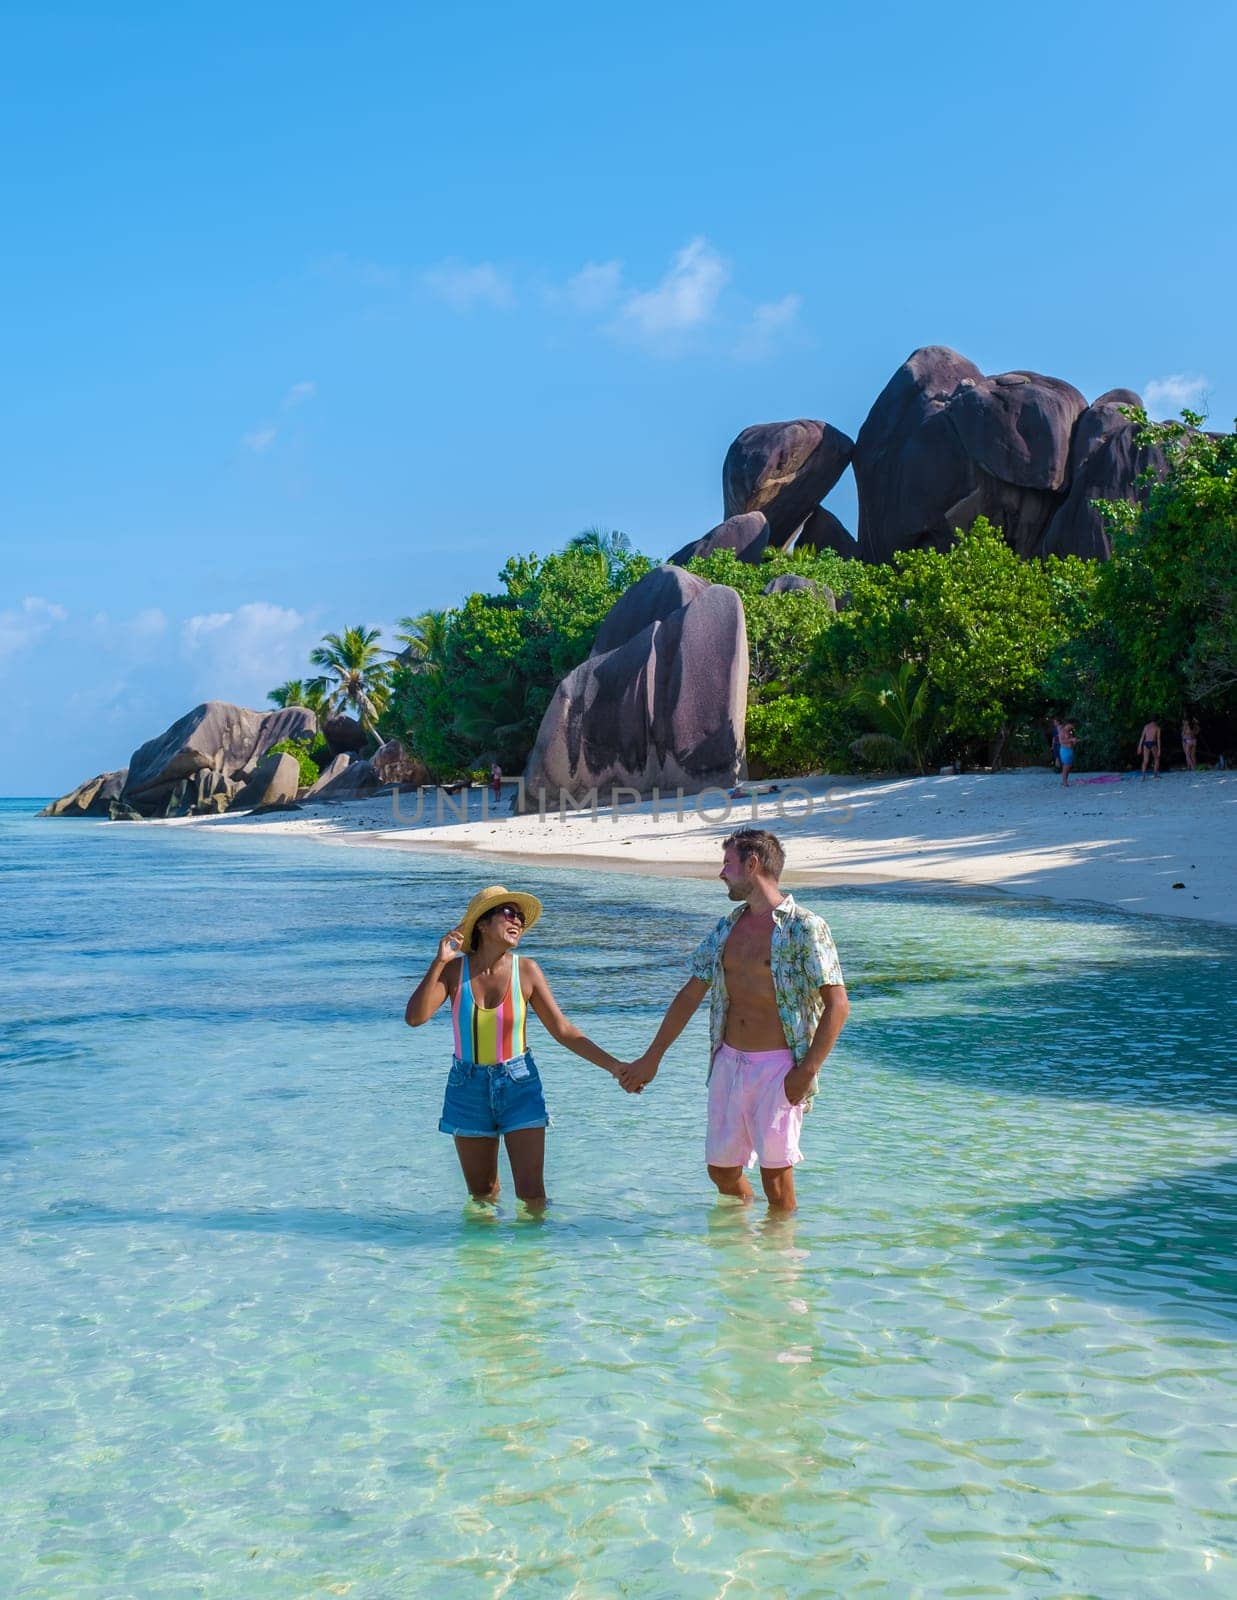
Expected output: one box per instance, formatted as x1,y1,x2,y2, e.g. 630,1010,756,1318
689,894,845,1109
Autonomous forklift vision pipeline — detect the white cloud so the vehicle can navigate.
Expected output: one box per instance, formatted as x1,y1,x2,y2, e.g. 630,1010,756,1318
181,601,313,705
734,293,802,361
560,259,624,313
1144,372,1209,416
550,238,801,360
0,596,68,658
284,380,316,407
128,608,169,639
422,259,514,312
243,424,277,454
1,599,331,794
614,236,729,343
183,598,308,672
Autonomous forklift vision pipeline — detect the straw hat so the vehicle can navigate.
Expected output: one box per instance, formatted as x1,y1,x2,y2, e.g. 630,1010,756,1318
459,885,543,947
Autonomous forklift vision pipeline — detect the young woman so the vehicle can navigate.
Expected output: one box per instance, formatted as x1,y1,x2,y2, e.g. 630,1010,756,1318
1181,715,1200,772
405,884,623,1209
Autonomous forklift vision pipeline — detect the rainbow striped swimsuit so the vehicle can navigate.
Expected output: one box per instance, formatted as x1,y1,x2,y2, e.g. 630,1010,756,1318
451,954,527,1065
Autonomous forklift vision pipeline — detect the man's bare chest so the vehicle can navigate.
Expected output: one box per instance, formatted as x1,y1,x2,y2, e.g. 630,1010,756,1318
722,921,774,983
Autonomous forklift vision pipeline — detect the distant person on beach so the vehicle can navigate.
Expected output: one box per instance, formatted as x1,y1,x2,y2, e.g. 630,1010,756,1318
1050,716,1064,771
619,828,849,1213
1139,719,1162,780
405,885,624,1209
1057,720,1078,786
490,762,502,804
1181,715,1200,771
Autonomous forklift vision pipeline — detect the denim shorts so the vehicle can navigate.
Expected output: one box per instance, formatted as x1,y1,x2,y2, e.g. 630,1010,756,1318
438,1052,550,1139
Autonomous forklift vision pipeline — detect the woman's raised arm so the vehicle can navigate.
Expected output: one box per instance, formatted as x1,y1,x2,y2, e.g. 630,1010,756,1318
405,929,464,1026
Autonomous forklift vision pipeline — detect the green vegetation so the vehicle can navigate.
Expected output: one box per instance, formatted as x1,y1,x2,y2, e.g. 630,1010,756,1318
682,547,853,776
1092,410,1237,721
308,626,390,733
379,540,652,778
266,738,320,787
265,416,1234,781
267,679,329,720
807,519,1099,770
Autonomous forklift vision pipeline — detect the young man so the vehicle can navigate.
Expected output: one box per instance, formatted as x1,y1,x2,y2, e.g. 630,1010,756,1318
1138,719,1162,780
620,828,849,1211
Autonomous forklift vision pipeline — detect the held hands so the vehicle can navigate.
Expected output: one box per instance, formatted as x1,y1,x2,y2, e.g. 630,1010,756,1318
618,1054,659,1095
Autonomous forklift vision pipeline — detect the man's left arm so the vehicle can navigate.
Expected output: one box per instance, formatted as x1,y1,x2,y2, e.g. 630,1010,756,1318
784,984,850,1105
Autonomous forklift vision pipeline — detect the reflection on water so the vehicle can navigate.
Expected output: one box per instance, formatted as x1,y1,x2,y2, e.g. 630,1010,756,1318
1,799,1235,1596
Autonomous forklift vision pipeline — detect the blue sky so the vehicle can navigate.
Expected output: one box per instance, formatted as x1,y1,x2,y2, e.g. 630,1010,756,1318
4,0,1234,794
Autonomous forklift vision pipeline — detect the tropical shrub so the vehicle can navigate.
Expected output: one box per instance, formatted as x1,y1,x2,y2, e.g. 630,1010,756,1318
266,738,320,787
809,519,1097,764
845,663,942,773
746,697,822,778
379,536,653,779
1094,409,1237,721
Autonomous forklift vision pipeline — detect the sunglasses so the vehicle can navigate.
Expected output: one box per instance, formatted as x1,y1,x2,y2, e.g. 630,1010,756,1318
492,904,525,926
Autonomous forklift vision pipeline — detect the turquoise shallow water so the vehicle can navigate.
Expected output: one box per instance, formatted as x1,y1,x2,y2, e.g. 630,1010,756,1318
1,798,1235,1598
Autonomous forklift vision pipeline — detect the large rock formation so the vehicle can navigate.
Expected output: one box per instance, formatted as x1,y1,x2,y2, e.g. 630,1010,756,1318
303,753,351,799
121,702,315,813
852,347,1150,562
309,757,381,801
42,701,317,820
323,715,368,759
38,769,128,818
228,751,301,813
523,566,748,805
723,421,854,546
669,511,770,568
795,506,857,557
161,769,239,818
762,576,835,607
372,739,430,787
852,346,984,563
591,565,707,657
1041,389,1168,559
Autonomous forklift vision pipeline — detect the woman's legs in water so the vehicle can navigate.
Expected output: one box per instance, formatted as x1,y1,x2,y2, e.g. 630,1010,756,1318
454,1135,500,1200
503,1126,547,1210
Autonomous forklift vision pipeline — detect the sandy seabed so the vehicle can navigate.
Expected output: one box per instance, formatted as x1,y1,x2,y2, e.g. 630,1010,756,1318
149,768,1237,929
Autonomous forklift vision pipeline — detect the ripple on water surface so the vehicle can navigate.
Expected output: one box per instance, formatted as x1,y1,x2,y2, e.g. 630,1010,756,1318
0,801,1234,1597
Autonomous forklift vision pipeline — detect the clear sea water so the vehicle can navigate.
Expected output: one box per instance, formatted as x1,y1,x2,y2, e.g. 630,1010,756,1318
1,796,1234,1599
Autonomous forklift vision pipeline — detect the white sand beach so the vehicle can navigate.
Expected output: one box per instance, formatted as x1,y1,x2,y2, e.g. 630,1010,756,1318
157,768,1237,928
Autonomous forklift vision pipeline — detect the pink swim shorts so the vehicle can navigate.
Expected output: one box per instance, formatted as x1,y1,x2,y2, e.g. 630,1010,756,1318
706,1042,803,1170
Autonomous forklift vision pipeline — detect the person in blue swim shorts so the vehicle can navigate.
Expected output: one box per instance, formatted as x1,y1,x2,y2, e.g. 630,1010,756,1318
1058,721,1078,786
405,885,624,1209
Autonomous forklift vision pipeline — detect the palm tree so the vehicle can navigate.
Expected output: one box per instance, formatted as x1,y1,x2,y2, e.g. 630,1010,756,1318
308,625,391,733
846,662,942,774
390,609,452,671
267,678,328,721
565,526,632,580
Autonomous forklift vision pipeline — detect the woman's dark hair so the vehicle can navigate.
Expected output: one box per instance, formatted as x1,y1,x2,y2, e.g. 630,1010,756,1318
470,906,511,951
